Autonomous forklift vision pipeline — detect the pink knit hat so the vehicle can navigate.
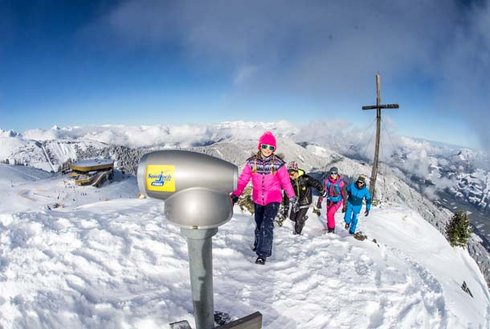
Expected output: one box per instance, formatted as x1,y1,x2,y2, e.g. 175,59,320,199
287,161,299,171
258,131,277,150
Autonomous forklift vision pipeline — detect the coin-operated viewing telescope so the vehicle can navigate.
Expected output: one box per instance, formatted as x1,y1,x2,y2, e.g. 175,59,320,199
138,150,237,229
137,150,238,329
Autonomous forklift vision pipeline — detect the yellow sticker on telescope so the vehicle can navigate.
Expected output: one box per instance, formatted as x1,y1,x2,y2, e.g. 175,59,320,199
146,165,176,192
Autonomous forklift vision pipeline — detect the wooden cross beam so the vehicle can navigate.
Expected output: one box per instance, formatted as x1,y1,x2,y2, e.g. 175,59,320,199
361,74,399,199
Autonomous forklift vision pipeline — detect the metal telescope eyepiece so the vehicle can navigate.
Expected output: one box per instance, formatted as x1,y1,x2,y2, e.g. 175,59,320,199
137,150,238,229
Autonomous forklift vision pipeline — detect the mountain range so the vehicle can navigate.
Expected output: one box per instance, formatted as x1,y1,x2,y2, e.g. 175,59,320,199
1,121,489,286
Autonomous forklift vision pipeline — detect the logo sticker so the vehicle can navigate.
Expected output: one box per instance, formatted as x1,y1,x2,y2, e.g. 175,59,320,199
146,165,176,192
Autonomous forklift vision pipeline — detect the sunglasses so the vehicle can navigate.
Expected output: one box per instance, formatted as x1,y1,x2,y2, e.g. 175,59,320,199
356,181,365,185
261,144,275,151
330,172,338,176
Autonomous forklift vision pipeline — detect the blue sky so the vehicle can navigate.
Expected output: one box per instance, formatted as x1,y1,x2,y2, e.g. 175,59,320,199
1,0,489,150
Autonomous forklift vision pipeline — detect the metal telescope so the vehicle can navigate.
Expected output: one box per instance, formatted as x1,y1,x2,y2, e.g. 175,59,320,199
137,150,238,329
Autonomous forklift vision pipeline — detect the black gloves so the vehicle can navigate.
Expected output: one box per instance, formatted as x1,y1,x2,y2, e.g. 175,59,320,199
290,197,299,213
230,193,239,204
316,198,322,209
364,209,369,217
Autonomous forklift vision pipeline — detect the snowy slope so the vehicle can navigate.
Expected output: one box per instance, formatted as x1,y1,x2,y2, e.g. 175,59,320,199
0,135,109,173
0,164,488,328
0,165,138,214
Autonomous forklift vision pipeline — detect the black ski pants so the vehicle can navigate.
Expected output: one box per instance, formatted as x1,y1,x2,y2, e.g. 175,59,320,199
290,206,309,234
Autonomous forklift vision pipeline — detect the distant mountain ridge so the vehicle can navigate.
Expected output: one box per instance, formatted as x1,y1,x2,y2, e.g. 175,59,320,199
1,122,488,218
1,121,489,284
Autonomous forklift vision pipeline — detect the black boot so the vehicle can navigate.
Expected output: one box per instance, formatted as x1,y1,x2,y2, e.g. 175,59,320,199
255,256,266,265
294,222,304,235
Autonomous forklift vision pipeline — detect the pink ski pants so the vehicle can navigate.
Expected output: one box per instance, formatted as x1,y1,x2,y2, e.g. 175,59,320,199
326,201,343,230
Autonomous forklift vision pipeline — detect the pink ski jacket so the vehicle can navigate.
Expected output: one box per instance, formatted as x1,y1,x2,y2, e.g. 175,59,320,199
232,154,295,206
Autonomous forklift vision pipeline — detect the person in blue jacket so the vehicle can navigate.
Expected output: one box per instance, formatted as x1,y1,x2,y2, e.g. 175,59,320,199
342,175,371,234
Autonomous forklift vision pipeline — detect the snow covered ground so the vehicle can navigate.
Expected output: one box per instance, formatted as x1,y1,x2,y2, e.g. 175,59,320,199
0,164,489,328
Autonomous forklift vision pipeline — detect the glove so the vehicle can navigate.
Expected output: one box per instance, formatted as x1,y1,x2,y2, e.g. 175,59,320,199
279,203,288,219
364,209,369,217
322,190,327,198
342,205,347,213
230,193,239,205
316,198,322,209
290,197,299,213
293,203,300,213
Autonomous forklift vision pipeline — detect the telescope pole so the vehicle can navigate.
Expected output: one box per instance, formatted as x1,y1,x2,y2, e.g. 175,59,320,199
180,228,218,329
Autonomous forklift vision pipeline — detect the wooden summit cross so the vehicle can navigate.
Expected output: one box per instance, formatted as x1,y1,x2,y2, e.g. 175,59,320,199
362,74,399,199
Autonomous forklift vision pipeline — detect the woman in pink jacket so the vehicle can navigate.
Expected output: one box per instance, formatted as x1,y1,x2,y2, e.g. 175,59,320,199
231,131,296,265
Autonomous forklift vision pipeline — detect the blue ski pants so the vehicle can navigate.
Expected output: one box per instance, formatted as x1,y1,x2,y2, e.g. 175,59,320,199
344,203,362,234
254,202,280,258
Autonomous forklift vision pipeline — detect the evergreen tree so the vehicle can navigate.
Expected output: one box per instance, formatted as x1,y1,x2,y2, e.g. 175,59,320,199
446,210,472,248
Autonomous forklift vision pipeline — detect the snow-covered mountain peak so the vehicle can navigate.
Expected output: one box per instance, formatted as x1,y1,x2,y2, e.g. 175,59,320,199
0,128,19,137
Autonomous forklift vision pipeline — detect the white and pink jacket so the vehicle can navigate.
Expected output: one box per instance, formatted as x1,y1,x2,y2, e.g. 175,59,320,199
232,154,295,206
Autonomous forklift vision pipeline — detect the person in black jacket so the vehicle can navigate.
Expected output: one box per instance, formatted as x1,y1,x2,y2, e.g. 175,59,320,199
280,161,325,235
